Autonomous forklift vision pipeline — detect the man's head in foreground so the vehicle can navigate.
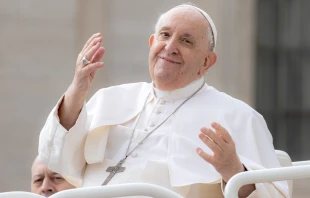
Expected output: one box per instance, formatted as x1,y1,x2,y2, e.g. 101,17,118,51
31,156,75,197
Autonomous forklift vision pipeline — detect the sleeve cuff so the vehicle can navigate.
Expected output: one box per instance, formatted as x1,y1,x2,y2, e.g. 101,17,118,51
38,94,88,178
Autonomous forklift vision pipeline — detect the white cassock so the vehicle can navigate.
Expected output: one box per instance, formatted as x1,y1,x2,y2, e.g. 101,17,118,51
39,77,289,198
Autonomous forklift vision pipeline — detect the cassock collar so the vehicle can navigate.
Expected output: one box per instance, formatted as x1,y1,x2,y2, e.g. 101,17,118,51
152,77,205,101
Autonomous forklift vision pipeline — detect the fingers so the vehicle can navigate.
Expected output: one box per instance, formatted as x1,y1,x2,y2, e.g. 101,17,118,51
196,148,214,164
83,37,102,59
82,62,104,76
200,127,225,149
79,33,103,67
91,47,105,62
80,43,101,68
82,33,102,52
211,122,233,143
199,131,223,153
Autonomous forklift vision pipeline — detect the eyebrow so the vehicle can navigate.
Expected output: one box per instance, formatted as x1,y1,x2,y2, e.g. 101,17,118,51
33,174,43,178
51,172,62,176
32,174,43,181
33,172,61,179
159,26,171,31
158,26,195,38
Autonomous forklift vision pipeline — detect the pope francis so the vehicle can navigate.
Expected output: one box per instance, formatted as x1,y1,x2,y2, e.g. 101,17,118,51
38,4,289,198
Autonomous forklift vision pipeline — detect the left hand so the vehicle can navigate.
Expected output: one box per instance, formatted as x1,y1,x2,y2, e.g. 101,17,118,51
196,122,244,182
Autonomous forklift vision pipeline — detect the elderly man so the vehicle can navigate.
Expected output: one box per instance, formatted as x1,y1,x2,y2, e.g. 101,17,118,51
38,4,289,198
31,156,76,197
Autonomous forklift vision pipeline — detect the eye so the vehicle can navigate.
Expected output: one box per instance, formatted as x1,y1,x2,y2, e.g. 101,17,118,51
159,32,170,37
34,179,43,183
181,38,192,44
54,176,64,182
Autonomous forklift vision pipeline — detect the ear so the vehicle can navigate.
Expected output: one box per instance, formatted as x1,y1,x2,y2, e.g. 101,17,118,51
199,52,217,75
149,34,155,47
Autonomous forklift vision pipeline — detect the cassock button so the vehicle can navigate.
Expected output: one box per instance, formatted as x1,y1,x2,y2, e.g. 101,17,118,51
160,100,165,105
156,110,161,114
149,123,155,127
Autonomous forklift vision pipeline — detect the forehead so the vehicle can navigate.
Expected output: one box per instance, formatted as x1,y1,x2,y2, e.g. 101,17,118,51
32,161,54,177
157,7,209,35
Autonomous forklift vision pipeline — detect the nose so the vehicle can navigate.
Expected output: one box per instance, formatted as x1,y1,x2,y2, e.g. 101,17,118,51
164,38,179,55
40,178,55,197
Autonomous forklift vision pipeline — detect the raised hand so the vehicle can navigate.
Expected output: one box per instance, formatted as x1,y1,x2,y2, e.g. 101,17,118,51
59,33,105,130
72,33,105,93
196,122,244,182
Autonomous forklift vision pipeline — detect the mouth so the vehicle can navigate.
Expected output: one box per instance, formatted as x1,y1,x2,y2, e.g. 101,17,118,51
158,56,181,64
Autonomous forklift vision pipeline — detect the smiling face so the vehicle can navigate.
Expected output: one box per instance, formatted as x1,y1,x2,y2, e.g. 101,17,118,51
148,6,217,91
31,158,75,197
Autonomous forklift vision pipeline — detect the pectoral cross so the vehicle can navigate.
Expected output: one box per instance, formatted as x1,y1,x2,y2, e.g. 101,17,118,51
101,158,126,185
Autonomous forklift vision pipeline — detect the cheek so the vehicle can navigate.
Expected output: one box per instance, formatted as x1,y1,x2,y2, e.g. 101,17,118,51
182,54,204,71
31,186,38,193
179,64,199,77
150,43,164,56
56,183,75,191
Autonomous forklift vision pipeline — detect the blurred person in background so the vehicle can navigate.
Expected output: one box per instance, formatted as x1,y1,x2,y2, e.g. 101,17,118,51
31,156,76,197
38,3,289,198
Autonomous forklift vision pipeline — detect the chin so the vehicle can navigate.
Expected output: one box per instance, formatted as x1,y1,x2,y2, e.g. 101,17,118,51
154,76,178,89
154,71,172,82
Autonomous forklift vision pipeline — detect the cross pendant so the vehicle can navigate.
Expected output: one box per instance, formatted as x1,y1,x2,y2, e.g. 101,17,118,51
101,158,126,185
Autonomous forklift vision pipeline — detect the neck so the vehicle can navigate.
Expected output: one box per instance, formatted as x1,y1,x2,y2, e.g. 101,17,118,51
152,77,205,101
154,77,203,91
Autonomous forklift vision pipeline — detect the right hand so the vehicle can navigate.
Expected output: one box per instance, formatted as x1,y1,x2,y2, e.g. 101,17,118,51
72,33,105,93
59,33,105,130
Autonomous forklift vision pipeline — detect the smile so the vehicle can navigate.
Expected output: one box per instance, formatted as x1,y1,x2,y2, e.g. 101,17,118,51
158,56,181,64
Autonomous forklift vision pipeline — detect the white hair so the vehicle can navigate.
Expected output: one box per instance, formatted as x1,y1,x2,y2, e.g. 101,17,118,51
154,3,216,51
